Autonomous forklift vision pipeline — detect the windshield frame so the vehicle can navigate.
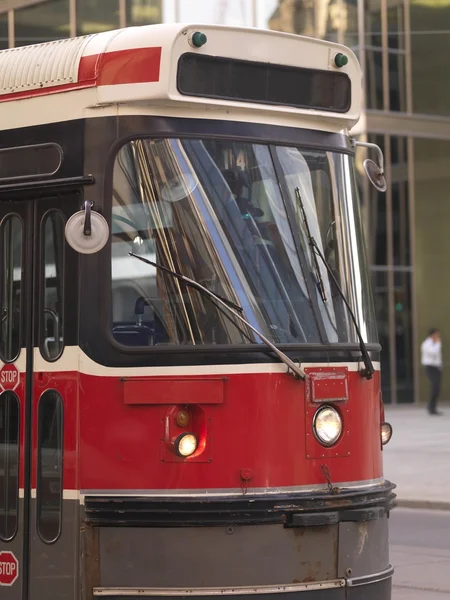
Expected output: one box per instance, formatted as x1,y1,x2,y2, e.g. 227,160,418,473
102,118,380,359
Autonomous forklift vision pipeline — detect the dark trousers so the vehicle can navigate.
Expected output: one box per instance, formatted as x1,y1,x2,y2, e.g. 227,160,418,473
425,366,442,413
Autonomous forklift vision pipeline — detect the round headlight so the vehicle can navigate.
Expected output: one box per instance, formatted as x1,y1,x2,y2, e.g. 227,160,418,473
174,433,198,457
313,406,342,446
381,422,393,445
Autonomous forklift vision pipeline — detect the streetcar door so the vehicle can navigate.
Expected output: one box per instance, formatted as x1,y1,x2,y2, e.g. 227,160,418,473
0,194,80,600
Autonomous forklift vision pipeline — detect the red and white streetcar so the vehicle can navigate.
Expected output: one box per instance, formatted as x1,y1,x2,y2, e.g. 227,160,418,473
0,22,394,600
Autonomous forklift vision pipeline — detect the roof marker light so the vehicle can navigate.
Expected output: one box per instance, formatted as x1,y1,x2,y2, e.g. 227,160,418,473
190,31,207,48
334,53,348,68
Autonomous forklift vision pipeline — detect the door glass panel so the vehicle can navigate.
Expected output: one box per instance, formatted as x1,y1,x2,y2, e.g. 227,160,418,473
0,391,19,541
0,215,23,362
37,390,63,543
41,211,65,361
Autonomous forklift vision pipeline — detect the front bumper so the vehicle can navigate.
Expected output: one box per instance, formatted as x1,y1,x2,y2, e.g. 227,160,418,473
92,566,394,599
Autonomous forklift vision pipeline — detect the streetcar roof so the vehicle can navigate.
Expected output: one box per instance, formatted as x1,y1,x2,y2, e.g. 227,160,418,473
0,23,362,130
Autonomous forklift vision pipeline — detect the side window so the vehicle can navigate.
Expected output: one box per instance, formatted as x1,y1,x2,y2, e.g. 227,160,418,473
37,390,63,543
0,391,20,541
41,211,65,361
0,215,23,362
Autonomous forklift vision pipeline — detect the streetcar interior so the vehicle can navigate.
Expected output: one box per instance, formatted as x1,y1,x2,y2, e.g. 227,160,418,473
111,138,377,348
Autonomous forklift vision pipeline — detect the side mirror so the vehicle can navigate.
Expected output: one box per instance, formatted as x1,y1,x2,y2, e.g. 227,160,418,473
65,201,109,254
351,139,387,193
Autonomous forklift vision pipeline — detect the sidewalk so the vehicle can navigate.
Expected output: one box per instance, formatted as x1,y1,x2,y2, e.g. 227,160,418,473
383,405,450,509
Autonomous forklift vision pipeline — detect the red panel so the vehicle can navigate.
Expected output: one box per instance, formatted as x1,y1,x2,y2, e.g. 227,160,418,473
304,368,350,460
77,369,383,492
77,53,99,82
20,364,383,494
97,47,162,85
305,367,349,403
0,46,162,103
122,377,226,405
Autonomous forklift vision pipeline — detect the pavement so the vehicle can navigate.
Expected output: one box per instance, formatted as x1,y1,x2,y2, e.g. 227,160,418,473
390,508,450,598
383,404,450,510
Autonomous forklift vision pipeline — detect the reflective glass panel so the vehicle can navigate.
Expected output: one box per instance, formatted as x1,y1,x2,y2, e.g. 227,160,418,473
387,3,404,50
76,0,120,35
0,12,8,50
391,137,410,266
126,0,162,26
411,2,450,116
0,392,19,541
372,269,391,402
14,0,69,47
111,139,377,347
0,215,22,362
365,0,382,46
394,271,413,404
37,390,63,543
389,52,406,112
41,212,65,361
365,48,383,110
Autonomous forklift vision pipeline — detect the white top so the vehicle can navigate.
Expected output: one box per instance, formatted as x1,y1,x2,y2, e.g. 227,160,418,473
421,337,442,368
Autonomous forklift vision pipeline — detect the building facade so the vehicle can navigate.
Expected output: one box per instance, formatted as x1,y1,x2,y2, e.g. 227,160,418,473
267,0,450,406
0,0,446,404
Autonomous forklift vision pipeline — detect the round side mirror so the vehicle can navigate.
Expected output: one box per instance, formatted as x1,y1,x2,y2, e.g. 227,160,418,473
364,159,387,193
65,204,109,254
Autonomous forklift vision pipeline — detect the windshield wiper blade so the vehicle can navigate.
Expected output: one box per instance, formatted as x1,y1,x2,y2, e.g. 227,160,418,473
130,253,243,313
295,187,327,302
307,243,375,380
294,187,374,379
129,252,307,381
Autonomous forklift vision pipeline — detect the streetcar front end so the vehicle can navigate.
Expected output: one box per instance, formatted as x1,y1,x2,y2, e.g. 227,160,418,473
0,22,395,600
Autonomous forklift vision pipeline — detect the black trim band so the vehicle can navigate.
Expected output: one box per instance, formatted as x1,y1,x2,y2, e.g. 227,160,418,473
79,115,371,368
347,565,394,588
0,175,94,196
115,116,354,154
83,481,396,527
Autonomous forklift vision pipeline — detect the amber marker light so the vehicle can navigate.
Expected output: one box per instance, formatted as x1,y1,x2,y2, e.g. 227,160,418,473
176,409,190,428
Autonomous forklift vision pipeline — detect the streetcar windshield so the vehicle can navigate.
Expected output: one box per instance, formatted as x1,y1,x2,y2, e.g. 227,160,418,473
110,138,377,347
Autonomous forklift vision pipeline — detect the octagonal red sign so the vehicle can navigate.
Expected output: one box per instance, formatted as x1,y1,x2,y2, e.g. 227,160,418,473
0,363,20,392
0,551,19,586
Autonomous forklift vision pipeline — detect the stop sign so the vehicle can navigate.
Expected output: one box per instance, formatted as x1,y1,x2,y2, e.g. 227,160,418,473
0,551,19,586
0,363,20,392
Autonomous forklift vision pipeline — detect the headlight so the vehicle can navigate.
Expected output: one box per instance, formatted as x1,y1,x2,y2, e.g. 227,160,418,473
174,433,198,457
313,406,342,446
381,422,393,445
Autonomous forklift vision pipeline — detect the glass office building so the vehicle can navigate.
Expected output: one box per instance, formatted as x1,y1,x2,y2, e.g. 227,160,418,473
1,0,447,404
267,0,450,407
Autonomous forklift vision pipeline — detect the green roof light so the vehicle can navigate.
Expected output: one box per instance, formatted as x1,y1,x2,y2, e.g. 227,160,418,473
191,31,207,48
334,53,348,68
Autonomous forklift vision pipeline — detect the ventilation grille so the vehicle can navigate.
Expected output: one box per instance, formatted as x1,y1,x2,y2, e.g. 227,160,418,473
0,35,94,96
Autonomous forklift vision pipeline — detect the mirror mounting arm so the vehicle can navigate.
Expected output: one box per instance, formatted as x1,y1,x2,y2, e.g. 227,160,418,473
351,139,385,172
65,200,109,254
350,137,387,193
83,200,93,237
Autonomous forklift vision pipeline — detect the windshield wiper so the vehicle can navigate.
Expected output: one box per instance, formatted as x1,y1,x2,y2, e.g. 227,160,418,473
294,189,374,380
129,252,307,381
295,187,327,302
